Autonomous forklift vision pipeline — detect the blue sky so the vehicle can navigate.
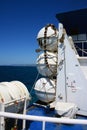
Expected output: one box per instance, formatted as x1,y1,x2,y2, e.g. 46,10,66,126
0,0,87,65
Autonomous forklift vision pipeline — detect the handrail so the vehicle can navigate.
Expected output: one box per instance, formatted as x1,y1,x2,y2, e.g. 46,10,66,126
4,97,26,106
0,111,87,130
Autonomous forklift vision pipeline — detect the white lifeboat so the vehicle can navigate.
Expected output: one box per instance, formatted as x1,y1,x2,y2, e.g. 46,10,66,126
34,78,55,103
0,81,31,113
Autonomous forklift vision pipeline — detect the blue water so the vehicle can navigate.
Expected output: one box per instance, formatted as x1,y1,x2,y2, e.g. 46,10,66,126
0,66,38,91
0,65,43,104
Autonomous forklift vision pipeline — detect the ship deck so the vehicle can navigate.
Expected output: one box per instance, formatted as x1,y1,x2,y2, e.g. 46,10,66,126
26,104,87,130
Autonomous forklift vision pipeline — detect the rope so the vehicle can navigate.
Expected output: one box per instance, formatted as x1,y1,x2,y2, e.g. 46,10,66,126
30,72,40,94
43,24,58,75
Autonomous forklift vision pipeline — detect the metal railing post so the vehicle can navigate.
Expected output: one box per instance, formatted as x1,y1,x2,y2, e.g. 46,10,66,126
0,103,5,130
42,121,45,130
22,97,26,130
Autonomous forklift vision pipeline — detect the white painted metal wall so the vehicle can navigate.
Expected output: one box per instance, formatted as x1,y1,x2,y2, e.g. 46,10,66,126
56,23,87,116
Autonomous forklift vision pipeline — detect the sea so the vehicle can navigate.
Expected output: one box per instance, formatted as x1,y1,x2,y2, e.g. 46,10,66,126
0,65,41,103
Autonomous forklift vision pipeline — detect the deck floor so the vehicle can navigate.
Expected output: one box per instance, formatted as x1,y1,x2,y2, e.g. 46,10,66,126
26,105,87,130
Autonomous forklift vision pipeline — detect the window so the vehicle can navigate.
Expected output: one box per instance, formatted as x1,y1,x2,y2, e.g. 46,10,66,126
72,34,87,57
74,42,87,57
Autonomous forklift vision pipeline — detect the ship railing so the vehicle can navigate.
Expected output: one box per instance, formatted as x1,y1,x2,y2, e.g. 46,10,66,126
0,97,27,130
0,108,87,130
4,97,26,106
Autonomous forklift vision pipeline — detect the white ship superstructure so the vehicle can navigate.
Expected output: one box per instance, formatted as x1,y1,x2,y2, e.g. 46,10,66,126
34,9,87,118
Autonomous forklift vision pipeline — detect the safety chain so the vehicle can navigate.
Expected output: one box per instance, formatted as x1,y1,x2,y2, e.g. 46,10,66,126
44,24,57,75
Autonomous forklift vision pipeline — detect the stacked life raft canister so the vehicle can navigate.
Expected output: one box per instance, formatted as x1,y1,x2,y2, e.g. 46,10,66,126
34,24,58,103
0,81,30,113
